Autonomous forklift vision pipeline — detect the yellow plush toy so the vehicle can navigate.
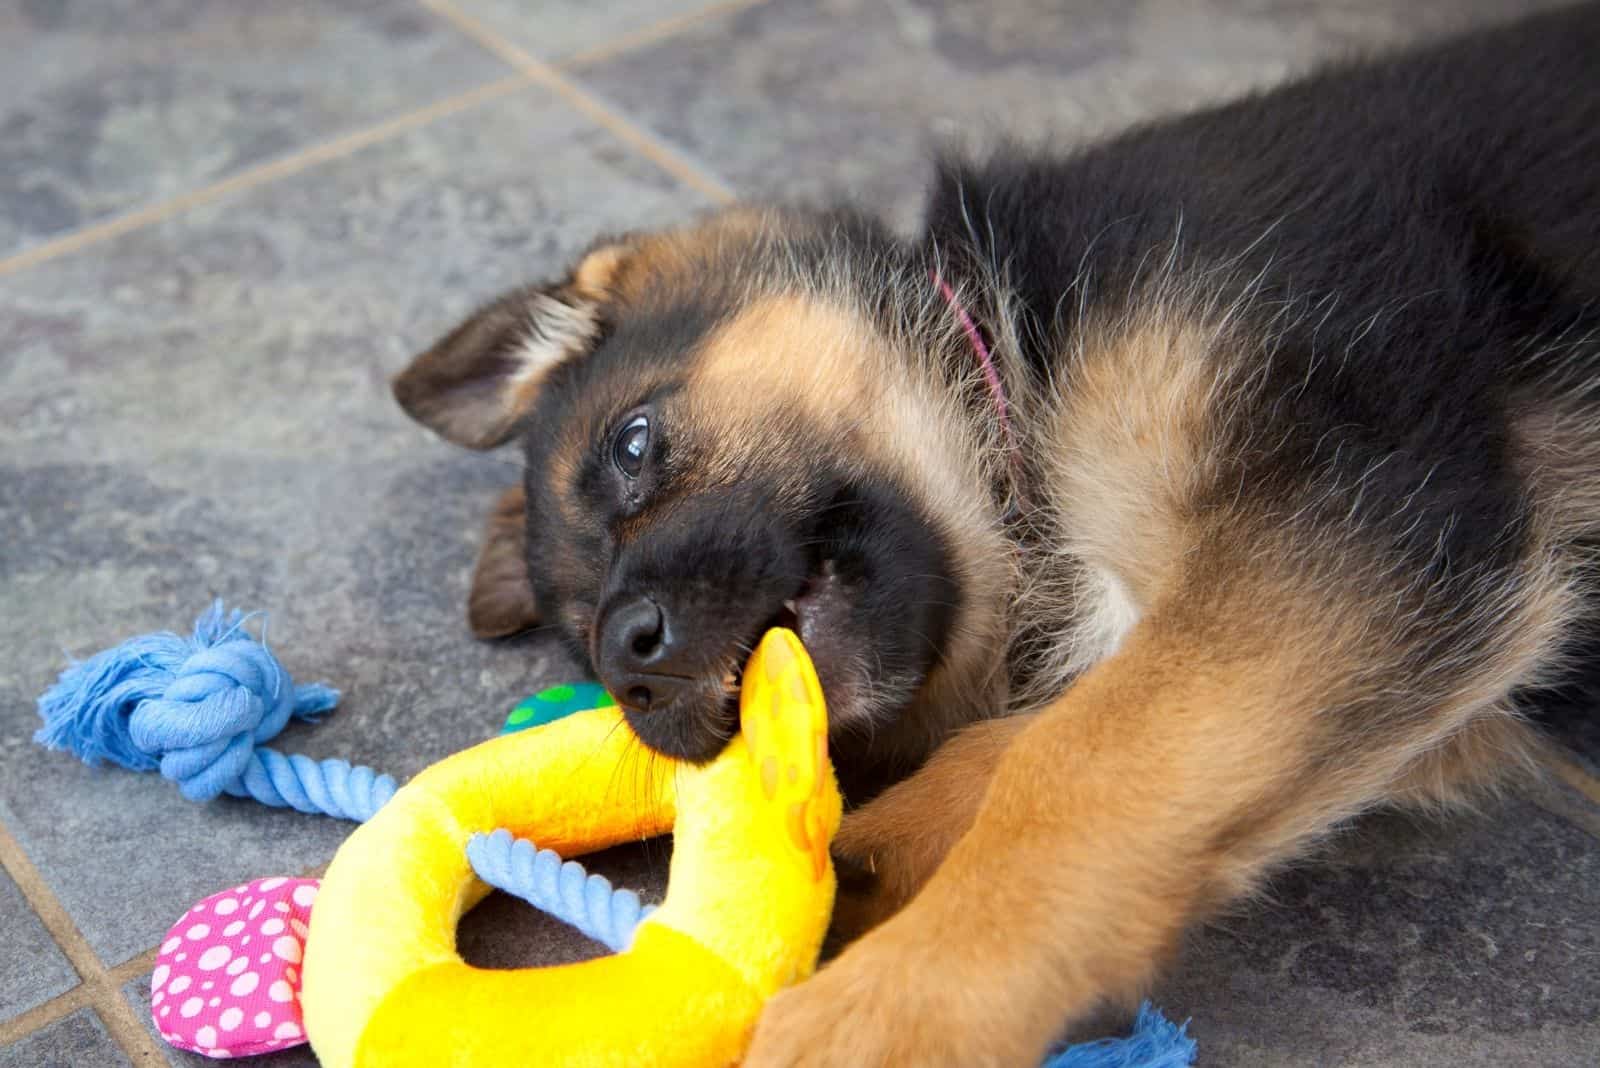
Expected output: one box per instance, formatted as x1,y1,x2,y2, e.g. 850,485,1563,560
300,627,841,1068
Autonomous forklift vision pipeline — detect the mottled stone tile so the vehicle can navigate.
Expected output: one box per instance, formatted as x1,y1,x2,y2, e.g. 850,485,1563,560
0,85,704,965
1152,800,1599,1066
0,1008,129,1068
452,0,729,62
0,0,508,257
0,865,78,1023
576,0,1575,228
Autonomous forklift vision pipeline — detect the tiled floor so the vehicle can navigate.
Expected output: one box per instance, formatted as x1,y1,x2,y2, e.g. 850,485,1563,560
2,2,1596,1065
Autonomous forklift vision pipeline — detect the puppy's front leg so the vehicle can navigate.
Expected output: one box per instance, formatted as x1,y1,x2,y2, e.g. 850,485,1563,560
745,574,1554,1067
828,714,1035,945
749,623,1264,1066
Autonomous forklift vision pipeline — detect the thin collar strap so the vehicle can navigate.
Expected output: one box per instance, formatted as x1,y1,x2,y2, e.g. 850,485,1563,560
932,270,1018,460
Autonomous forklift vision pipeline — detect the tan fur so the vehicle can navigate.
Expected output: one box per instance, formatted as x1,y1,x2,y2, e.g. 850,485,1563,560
1002,313,1232,699
398,205,1594,1067
751,557,1573,1067
467,485,539,638
693,297,875,416
745,305,1581,1067
1386,711,1546,809
570,241,630,300
752,613,1313,1067
829,714,1036,942
1047,316,1224,605
1510,397,1600,542
686,292,1016,754
580,209,780,309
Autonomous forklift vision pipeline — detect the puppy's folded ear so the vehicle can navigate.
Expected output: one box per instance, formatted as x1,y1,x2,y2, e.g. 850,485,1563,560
468,485,540,637
394,240,631,449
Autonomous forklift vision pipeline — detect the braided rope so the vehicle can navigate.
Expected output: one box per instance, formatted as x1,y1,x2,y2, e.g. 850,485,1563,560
228,750,398,822
37,602,653,946
467,829,654,953
37,601,364,811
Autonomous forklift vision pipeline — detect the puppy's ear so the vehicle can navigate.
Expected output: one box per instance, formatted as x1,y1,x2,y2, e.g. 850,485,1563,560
394,240,631,449
468,485,540,637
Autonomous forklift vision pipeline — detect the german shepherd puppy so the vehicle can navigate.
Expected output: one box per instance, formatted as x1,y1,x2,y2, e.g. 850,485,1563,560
395,5,1600,1064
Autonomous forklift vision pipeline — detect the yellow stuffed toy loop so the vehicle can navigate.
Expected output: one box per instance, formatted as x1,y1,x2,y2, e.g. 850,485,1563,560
301,628,840,1068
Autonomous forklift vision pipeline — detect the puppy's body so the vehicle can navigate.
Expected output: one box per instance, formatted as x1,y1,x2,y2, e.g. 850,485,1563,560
397,5,1600,1064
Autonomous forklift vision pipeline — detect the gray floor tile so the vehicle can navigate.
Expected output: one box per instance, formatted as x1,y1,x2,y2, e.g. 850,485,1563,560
0,0,509,258
0,1008,130,1068
451,0,728,62
1153,799,1600,1066
575,0,1574,228
0,83,705,967
0,864,78,1024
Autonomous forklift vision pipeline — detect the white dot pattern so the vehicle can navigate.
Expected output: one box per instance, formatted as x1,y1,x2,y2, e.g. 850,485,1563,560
150,876,320,1058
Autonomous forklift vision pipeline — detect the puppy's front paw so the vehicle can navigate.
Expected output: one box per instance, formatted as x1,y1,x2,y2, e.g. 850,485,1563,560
744,915,1033,1068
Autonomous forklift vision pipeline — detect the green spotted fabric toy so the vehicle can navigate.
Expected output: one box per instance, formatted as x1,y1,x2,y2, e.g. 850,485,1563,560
503,682,617,734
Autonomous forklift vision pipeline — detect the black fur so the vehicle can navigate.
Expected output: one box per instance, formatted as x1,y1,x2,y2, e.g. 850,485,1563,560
393,9,1600,1054
518,290,960,772
399,1,1600,797
926,1,1600,697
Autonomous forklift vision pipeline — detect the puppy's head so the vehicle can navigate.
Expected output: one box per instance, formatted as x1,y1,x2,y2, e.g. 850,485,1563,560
396,208,1008,768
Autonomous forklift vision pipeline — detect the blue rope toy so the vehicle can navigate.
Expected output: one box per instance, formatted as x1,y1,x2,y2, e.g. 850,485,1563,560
35,602,1195,1067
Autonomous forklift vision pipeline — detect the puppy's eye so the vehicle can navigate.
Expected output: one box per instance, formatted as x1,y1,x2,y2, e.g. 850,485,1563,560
612,414,650,479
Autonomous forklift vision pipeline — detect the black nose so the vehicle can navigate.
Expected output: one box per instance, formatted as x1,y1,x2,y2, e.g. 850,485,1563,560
595,594,693,712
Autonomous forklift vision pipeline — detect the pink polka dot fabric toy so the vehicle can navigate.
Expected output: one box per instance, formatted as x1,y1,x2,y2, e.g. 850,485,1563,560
152,877,318,1058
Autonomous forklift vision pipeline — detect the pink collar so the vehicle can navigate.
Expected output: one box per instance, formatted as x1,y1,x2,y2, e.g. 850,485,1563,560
933,271,1018,460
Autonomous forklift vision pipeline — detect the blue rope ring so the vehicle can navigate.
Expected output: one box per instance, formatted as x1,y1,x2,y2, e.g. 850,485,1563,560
467,829,654,953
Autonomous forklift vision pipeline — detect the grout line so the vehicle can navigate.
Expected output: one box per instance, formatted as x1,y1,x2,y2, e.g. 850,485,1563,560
0,988,89,1046
1,858,340,1052
535,71,737,205
0,822,103,984
96,982,169,1065
0,822,165,1061
560,0,768,69
0,0,747,283
418,0,738,205
0,73,535,280
107,949,160,986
